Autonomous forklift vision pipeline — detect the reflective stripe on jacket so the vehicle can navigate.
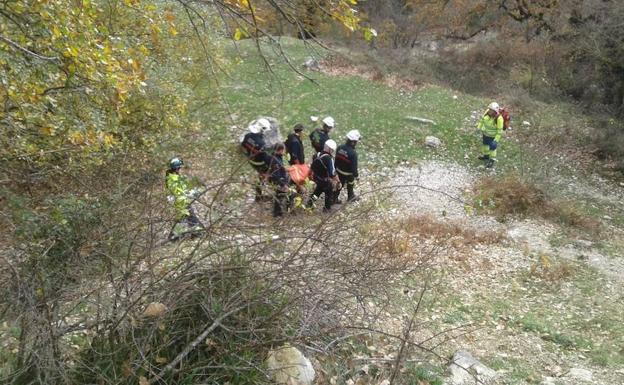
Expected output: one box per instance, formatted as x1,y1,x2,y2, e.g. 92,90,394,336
477,111,504,138
335,143,358,178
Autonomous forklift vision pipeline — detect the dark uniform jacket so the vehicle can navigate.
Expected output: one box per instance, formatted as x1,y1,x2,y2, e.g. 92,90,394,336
267,154,289,187
241,132,267,168
311,151,335,182
309,128,329,153
335,143,358,178
285,133,305,165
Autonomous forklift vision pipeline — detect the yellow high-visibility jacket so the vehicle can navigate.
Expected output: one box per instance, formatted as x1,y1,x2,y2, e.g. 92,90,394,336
166,173,192,219
477,111,504,139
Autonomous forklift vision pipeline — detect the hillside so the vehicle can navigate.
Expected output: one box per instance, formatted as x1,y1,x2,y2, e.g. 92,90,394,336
179,37,624,384
2,27,624,385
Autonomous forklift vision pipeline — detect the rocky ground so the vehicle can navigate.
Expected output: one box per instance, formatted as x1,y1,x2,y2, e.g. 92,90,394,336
370,160,624,385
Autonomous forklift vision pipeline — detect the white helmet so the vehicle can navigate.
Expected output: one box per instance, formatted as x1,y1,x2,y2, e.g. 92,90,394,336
322,116,335,128
324,139,337,153
256,118,272,131
488,102,500,112
346,129,361,141
248,122,262,134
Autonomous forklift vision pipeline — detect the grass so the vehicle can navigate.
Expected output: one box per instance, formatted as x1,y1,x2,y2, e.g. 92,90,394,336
178,36,624,383
186,37,624,236
209,38,624,234
215,38,513,169
404,364,444,385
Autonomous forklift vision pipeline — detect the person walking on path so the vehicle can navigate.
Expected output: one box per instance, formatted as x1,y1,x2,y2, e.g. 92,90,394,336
165,157,204,241
266,143,291,217
477,102,504,168
285,123,305,165
335,129,361,203
309,116,335,153
241,118,271,200
307,139,339,213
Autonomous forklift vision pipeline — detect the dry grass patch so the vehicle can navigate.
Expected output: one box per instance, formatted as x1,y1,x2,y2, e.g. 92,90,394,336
368,214,505,264
528,254,575,283
320,53,421,91
401,214,505,247
473,173,601,234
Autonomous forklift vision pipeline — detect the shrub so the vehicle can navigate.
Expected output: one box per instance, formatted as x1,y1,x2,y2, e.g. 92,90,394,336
593,117,624,174
472,173,601,233
473,173,548,218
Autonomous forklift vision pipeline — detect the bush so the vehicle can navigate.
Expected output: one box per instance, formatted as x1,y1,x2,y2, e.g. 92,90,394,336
473,173,601,233
593,117,624,174
473,173,548,218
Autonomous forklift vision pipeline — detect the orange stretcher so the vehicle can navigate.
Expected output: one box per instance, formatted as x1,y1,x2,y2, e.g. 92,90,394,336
287,164,311,186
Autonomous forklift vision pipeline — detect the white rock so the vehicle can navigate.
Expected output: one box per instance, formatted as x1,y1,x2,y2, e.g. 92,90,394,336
425,136,442,148
506,227,528,243
303,57,320,71
445,350,497,385
522,121,531,126
564,368,592,382
575,239,593,248
266,345,315,385
143,302,167,318
540,377,557,385
241,117,283,148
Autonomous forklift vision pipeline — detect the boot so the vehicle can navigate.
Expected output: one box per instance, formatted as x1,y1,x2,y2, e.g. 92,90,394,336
305,195,317,208
333,189,342,204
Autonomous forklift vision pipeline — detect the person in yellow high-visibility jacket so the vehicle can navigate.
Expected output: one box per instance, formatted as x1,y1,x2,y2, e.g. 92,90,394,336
165,157,204,241
477,102,504,168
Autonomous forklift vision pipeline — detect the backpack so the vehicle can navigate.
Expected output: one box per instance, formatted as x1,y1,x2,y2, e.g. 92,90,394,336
309,129,321,150
498,107,511,130
310,152,330,180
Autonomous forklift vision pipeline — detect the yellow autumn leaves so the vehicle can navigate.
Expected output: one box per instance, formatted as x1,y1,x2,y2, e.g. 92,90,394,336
1,0,190,165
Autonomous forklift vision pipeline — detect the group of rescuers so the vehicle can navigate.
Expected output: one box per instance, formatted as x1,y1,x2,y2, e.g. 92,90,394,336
241,116,362,218
165,102,506,239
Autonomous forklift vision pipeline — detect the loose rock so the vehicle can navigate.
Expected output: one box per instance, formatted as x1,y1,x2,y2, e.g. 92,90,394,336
564,368,592,382
425,136,442,148
266,344,315,385
303,57,320,71
445,350,498,385
575,239,594,249
143,302,167,318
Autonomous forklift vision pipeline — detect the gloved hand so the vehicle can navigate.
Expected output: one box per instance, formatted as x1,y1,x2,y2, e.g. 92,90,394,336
494,134,501,142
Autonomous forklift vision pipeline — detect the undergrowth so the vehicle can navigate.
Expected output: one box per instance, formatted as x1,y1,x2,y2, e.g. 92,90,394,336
472,173,601,234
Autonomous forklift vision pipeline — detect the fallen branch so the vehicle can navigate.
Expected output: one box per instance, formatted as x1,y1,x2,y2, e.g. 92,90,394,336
406,116,437,125
149,305,246,384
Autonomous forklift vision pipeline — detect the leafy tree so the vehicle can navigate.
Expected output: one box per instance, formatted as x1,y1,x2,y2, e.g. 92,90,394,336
0,0,191,173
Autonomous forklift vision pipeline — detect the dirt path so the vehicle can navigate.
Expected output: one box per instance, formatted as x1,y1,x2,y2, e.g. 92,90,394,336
387,160,624,281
